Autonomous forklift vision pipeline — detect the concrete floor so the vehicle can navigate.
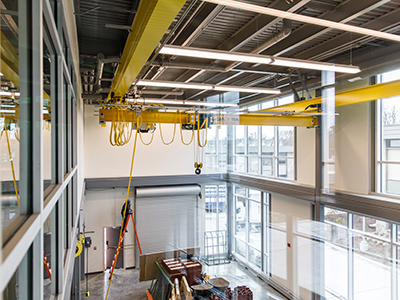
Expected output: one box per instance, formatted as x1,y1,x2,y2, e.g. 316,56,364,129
80,260,287,300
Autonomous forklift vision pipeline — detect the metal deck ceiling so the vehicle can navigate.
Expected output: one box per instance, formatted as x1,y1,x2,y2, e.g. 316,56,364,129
72,0,400,106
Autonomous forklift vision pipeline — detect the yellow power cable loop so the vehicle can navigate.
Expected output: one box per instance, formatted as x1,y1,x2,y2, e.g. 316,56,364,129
109,108,117,146
109,106,134,147
158,110,177,145
179,111,195,146
197,113,208,148
138,124,155,146
3,119,20,206
105,116,141,300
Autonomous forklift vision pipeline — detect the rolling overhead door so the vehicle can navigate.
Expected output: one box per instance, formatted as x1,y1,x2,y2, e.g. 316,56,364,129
136,185,201,254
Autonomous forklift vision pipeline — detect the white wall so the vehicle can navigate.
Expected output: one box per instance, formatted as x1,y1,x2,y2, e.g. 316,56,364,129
296,127,315,186
84,105,196,178
270,193,313,300
335,102,370,194
84,188,136,273
333,79,371,194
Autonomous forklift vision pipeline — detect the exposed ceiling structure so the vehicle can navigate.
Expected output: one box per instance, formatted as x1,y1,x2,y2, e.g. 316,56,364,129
2,0,398,110
74,0,400,108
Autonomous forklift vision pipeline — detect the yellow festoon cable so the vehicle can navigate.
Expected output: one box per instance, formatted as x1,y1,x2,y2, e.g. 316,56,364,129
109,107,117,146
179,111,195,146
2,119,20,206
138,124,156,145
158,110,178,145
105,116,142,300
197,113,208,148
109,106,133,146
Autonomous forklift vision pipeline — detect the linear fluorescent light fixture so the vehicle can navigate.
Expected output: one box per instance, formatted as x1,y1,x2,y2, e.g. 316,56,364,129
127,98,238,107
202,0,400,43
0,91,20,96
160,46,360,73
137,79,280,94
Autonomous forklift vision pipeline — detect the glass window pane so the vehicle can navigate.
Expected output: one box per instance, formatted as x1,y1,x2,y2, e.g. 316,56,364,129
382,69,400,83
248,246,261,269
205,185,217,196
1,8,21,229
262,101,274,109
205,201,217,232
235,186,245,196
218,126,227,154
235,196,246,239
235,126,245,154
278,126,294,157
398,225,400,243
248,189,261,202
352,214,391,299
205,126,217,154
324,208,348,226
218,195,227,232
248,126,258,155
278,158,294,179
44,213,52,297
248,156,258,174
234,156,245,173
279,95,294,106
248,200,261,250
324,207,348,299
205,155,217,172
63,79,68,174
353,215,390,241
398,247,400,296
262,158,274,176
43,40,52,195
235,239,246,258
354,237,391,299
381,163,400,196
262,126,274,155
218,155,227,171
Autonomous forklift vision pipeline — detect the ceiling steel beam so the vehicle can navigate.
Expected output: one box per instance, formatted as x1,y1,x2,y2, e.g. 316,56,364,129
272,0,392,58
203,0,400,42
216,0,311,52
294,7,400,61
107,0,187,101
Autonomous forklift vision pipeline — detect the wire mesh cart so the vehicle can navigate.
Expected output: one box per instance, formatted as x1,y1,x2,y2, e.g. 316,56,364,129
204,230,230,265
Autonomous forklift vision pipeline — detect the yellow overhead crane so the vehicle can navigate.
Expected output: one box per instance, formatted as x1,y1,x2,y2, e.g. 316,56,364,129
260,79,400,115
99,78,400,128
